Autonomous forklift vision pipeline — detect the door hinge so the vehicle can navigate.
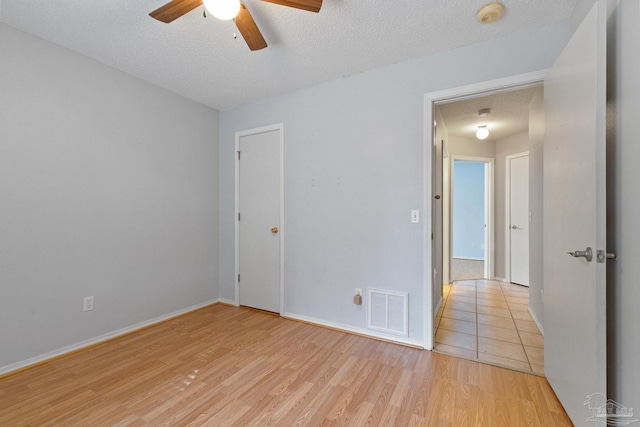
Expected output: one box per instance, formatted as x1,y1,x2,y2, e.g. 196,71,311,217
431,233,434,240
238,212,240,221
238,274,240,282
237,151,241,160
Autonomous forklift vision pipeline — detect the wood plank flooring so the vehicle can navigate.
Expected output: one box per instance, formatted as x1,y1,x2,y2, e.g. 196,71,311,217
0,304,571,426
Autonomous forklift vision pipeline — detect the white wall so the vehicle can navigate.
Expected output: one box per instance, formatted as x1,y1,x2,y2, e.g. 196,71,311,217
572,0,599,33
219,22,570,345
607,0,640,413
528,87,545,330
0,24,220,371
447,136,495,159
494,132,530,280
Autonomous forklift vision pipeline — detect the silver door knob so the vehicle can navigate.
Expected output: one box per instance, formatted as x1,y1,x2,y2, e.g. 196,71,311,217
511,225,519,230
567,247,593,262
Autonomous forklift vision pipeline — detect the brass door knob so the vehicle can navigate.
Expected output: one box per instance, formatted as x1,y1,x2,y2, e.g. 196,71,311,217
271,227,279,234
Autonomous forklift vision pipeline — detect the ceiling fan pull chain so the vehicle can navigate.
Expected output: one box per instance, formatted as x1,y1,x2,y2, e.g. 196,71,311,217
203,9,207,18
234,31,237,39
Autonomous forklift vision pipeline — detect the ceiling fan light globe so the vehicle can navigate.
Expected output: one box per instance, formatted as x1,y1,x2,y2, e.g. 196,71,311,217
203,0,241,20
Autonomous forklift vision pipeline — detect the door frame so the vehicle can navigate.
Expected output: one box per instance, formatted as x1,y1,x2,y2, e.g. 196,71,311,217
505,151,530,284
235,123,285,315
423,70,546,350
450,155,495,281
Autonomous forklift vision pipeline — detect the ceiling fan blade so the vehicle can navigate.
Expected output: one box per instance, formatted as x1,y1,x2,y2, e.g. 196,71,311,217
261,0,321,13
235,4,268,51
150,0,203,23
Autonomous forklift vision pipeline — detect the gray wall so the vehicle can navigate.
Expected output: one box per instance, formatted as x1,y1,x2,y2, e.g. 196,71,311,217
219,22,570,344
528,87,545,330
494,132,530,280
607,0,640,413
0,24,220,370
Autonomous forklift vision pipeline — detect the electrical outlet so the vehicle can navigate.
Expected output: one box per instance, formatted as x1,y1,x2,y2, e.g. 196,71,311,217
83,296,94,312
354,288,362,296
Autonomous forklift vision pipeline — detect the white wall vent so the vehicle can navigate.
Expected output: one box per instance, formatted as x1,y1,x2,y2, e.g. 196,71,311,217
367,289,408,337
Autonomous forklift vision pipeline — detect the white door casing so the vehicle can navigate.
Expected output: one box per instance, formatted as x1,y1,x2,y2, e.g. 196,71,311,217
507,152,530,286
543,1,607,424
423,70,546,350
235,124,284,314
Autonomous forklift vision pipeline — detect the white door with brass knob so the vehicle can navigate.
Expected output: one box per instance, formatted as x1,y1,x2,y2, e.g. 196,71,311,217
236,124,283,314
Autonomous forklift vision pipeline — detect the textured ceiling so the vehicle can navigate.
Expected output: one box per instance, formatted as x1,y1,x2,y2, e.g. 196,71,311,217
0,0,577,111
438,86,539,141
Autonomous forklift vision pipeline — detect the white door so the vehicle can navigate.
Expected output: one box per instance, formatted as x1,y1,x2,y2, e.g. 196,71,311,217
508,153,529,286
543,1,606,424
237,125,282,313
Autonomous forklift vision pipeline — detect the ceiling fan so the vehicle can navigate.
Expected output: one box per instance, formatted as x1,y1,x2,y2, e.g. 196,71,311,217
149,0,322,51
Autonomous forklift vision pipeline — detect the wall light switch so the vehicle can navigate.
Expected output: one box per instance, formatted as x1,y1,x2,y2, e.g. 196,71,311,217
411,210,420,223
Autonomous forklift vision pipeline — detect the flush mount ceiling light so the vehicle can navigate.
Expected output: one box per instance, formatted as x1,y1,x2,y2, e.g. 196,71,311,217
476,108,491,139
476,125,490,140
477,2,505,24
203,0,241,20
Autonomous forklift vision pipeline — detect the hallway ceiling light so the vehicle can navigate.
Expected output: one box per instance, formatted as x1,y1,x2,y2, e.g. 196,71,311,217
477,2,505,24
476,108,491,139
476,125,490,140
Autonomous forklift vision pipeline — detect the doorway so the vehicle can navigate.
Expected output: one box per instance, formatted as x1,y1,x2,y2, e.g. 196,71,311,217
235,123,284,314
431,86,542,373
424,71,544,362
450,157,494,281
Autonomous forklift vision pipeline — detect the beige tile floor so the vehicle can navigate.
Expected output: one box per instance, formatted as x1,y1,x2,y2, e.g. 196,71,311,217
434,279,545,375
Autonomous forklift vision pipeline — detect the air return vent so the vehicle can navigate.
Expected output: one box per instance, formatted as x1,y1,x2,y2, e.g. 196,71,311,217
367,289,408,337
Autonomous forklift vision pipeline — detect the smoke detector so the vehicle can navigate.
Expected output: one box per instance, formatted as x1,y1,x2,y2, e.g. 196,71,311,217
477,2,505,24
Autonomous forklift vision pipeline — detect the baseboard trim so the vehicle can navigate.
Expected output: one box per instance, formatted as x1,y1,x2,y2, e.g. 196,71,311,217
492,276,507,282
217,298,236,306
0,299,220,377
528,306,544,336
434,296,443,316
282,312,424,349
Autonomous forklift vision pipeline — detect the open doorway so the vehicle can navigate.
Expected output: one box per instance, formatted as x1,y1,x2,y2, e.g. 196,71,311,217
425,73,544,374
450,157,493,281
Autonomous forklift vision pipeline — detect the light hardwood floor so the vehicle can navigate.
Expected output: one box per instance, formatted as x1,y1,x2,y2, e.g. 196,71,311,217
0,304,571,426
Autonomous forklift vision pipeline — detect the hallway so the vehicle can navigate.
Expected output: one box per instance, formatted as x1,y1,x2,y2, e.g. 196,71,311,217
434,279,544,375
